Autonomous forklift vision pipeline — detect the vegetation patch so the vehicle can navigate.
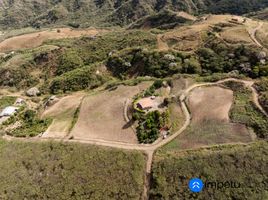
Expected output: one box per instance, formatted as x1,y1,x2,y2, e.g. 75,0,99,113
223,81,268,139
0,96,16,110
151,141,268,200
197,38,267,78
0,140,146,199
107,48,201,79
3,109,52,137
136,110,170,144
254,77,268,113
49,64,109,94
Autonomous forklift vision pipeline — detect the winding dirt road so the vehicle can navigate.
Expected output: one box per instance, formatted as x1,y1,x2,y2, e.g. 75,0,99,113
248,21,264,48
2,78,267,200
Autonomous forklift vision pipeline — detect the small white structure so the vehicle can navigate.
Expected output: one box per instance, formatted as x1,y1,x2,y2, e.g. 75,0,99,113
0,106,19,117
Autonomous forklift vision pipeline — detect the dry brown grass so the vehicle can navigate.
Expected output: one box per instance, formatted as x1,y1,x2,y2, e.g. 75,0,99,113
188,86,233,123
41,92,85,138
0,28,106,53
220,26,253,44
163,86,252,151
160,15,235,51
255,22,268,48
71,82,151,143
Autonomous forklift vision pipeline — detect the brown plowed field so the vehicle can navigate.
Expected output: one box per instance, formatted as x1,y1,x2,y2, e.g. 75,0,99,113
188,86,233,123
175,86,252,149
71,82,151,143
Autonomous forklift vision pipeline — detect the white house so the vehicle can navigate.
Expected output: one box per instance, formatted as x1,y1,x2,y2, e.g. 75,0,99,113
0,106,19,117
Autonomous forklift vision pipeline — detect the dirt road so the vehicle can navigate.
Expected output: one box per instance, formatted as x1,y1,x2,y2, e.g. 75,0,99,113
2,78,267,200
248,22,264,48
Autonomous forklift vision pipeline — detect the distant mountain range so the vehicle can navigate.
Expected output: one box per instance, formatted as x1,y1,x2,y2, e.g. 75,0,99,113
0,0,268,29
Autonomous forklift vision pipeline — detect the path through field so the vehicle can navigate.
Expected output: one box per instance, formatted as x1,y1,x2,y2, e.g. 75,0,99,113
2,78,267,200
248,22,264,48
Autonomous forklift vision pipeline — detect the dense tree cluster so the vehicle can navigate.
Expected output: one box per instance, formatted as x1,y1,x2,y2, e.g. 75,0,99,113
107,48,201,79
135,110,170,144
197,38,268,77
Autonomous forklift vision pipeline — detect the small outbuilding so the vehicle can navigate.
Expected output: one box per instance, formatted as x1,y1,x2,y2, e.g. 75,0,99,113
0,106,19,117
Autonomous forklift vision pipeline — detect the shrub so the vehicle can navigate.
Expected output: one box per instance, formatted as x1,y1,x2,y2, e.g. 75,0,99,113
56,50,84,75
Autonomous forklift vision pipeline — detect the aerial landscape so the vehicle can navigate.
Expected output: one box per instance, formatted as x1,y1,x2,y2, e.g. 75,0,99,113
0,0,267,199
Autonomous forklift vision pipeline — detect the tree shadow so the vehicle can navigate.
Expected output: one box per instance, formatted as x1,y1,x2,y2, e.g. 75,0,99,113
122,119,135,129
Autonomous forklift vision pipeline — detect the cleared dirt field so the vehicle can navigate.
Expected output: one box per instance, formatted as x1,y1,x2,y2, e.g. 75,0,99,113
71,82,151,143
161,15,235,51
162,86,252,151
220,26,253,44
188,86,233,123
0,28,104,52
41,92,85,138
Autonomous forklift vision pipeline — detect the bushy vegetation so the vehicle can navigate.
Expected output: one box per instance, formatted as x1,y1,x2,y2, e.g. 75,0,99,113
0,96,16,110
129,10,192,29
49,65,109,94
0,30,156,92
197,37,268,78
135,110,170,144
223,81,268,139
107,48,200,79
254,77,268,113
47,30,157,66
56,49,84,75
0,0,267,29
150,141,268,199
0,140,146,199
207,0,268,15
3,109,52,137
106,36,267,80
0,66,38,88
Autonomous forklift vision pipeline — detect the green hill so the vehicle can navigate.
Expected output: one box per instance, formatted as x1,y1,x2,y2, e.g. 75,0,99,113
1,0,268,29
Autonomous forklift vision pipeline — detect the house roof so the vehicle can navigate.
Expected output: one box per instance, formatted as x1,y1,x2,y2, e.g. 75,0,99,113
0,106,18,117
137,97,155,109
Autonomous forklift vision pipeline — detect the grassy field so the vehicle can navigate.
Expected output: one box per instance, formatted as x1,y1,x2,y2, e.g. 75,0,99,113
168,102,185,133
151,141,268,200
0,140,146,200
0,96,16,110
223,81,268,139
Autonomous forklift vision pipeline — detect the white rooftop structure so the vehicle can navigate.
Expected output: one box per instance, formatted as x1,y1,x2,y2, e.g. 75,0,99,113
0,106,18,117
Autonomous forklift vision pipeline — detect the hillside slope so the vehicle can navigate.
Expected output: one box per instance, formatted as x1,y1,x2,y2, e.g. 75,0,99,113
1,0,268,29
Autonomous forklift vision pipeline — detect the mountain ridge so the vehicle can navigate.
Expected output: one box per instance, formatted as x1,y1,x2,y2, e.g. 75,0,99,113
0,0,268,29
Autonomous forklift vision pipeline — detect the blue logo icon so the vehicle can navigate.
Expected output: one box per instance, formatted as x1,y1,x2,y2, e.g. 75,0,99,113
189,178,204,192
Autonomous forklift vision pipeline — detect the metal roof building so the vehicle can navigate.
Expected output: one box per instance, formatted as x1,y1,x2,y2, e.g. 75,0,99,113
0,106,18,117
